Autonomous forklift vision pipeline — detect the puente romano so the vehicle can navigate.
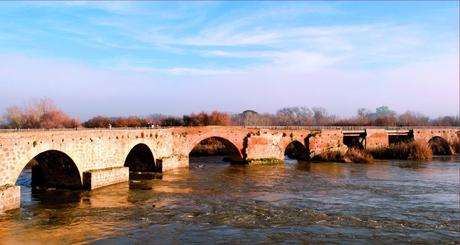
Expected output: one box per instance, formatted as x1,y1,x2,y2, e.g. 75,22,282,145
1,126,459,212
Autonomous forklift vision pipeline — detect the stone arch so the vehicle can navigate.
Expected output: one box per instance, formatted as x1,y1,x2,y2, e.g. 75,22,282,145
11,144,83,187
15,150,82,189
428,136,452,155
188,136,244,162
284,140,308,160
124,143,160,172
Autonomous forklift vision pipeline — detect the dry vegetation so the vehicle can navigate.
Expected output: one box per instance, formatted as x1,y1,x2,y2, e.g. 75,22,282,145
451,140,460,154
313,140,440,163
369,141,432,160
313,150,345,162
344,148,374,163
1,98,458,129
2,97,79,129
232,106,459,127
312,148,374,163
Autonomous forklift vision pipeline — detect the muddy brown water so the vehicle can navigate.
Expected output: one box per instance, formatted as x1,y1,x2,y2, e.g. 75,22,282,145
0,156,459,244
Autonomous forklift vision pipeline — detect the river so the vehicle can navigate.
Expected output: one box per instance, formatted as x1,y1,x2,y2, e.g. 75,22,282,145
0,156,459,244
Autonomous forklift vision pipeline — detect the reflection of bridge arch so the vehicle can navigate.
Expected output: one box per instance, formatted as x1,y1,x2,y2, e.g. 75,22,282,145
15,149,82,189
428,136,452,155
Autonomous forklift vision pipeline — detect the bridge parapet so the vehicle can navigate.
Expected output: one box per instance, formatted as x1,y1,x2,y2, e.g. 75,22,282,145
413,128,459,143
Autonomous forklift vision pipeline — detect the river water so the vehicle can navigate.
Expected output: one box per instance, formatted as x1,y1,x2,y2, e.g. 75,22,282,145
0,156,459,244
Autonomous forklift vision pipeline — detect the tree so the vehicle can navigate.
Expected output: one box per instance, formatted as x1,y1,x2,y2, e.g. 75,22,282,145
398,111,429,126
275,107,313,126
183,111,232,126
160,117,183,126
2,97,80,129
83,116,112,128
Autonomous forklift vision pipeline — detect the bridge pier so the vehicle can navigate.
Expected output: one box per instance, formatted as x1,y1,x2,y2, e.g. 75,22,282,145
365,129,389,150
160,155,189,171
244,132,285,164
0,185,20,212
83,166,129,190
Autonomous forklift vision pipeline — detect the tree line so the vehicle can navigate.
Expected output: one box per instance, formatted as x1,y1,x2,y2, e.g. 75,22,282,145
0,98,458,129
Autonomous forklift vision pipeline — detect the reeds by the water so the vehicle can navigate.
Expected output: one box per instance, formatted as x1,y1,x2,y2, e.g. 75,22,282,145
344,148,374,163
314,150,345,162
313,148,374,163
369,140,432,161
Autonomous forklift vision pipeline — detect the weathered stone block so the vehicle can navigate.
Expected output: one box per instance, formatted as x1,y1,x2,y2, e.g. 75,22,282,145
309,129,346,158
83,167,129,190
0,185,20,212
366,129,389,149
245,135,284,163
160,155,189,171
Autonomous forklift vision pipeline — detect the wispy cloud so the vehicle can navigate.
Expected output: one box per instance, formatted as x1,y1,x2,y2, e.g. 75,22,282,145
0,2,457,117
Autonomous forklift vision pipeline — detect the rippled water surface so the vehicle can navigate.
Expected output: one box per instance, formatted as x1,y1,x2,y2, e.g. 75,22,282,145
1,156,459,244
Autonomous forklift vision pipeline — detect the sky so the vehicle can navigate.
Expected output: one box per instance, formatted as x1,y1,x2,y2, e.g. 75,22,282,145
0,1,458,120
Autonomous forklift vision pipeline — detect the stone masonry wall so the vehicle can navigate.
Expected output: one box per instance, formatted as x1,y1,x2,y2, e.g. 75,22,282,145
413,129,460,143
365,129,389,149
308,129,347,158
0,185,20,212
244,129,310,164
83,167,129,190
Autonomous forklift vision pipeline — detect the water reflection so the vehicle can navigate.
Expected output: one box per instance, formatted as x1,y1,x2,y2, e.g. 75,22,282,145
1,156,459,243
296,161,348,178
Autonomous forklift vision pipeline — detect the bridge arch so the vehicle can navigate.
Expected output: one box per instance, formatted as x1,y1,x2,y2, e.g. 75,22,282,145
15,150,82,189
428,136,452,155
188,136,243,162
284,140,308,160
124,143,160,172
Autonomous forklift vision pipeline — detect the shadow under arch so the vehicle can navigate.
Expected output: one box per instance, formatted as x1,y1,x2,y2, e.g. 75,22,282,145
189,136,243,163
343,136,365,149
124,143,160,172
16,150,82,189
428,136,452,155
284,140,308,161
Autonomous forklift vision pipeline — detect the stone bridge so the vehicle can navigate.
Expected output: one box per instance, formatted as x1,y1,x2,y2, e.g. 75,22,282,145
1,126,459,211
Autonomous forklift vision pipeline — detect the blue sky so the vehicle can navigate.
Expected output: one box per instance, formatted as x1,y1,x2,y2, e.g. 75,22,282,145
0,1,458,119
